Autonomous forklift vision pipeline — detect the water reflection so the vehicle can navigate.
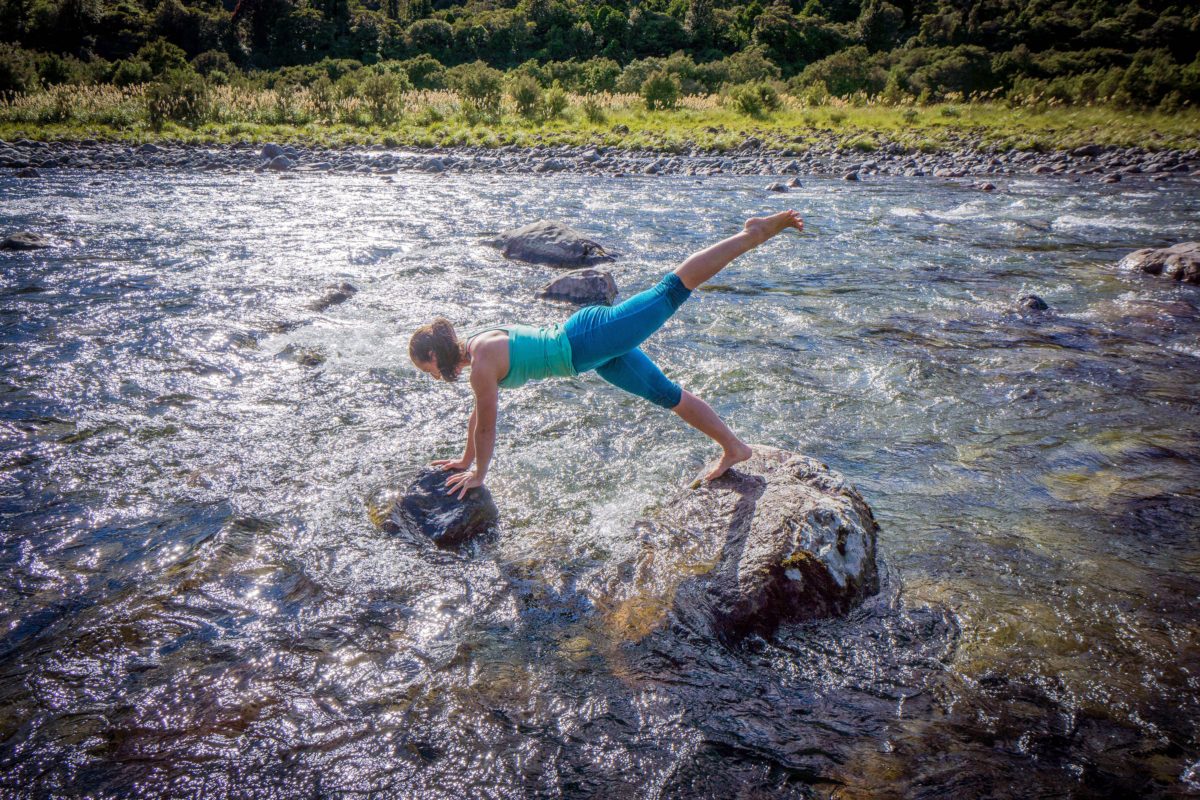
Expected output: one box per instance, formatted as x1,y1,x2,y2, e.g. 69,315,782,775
1,170,1198,796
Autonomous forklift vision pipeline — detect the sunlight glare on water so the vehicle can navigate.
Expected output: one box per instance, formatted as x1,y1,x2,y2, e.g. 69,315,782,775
1,169,1199,797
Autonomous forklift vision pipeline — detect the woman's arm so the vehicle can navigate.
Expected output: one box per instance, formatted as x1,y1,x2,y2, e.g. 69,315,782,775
444,370,499,499
432,406,476,470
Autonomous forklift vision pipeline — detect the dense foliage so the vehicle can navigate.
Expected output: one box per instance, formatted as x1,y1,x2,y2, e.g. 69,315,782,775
0,0,1197,109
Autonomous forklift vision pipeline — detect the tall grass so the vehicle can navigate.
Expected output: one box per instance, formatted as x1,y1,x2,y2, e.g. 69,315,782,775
2,83,1198,152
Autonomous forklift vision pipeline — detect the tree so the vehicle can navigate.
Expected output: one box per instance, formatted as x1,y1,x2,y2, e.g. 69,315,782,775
856,0,904,53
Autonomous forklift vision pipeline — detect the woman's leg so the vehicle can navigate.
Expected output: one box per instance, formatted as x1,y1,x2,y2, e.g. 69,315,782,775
674,209,803,290
564,273,692,374
594,350,751,480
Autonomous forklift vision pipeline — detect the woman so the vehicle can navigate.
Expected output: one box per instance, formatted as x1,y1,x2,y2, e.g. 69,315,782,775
410,209,804,499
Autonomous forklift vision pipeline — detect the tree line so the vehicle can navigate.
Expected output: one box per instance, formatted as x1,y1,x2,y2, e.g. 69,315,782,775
1,0,1198,109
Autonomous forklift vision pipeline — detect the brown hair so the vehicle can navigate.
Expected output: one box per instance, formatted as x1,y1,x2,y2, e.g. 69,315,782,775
409,317,465,382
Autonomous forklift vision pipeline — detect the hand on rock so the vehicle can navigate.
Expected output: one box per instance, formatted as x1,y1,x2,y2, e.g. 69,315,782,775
432,457,472,471
444,469,484,500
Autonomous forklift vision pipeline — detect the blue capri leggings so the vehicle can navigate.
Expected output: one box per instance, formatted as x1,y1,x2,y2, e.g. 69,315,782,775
562,272,692,409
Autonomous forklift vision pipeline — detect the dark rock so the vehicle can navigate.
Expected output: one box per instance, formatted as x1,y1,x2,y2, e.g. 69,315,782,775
136,142,159,155
597,446,879,643
277,343,326,366
765,182,787,192
1016,294,1049,311
1102,173,1122,183
374,468,499,549
261,143,285,160
786,177,802,187
1117,242,1200,285
1072,144,1104,158
266,155,294,171
1,231,52,250
489,220,616,267
307,281,358,311
536,268,617,305
974,181,996,191
841,171,860,181
15,167,40,178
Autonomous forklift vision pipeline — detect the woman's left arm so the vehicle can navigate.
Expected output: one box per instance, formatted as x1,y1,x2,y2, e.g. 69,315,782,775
445,370,498,500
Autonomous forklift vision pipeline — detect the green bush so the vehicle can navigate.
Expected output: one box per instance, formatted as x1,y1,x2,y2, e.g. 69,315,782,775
191,50,236,77
137,39,188,76
112,58,153,87
361,71,409,122
543,82,568,119
448,60,504,116
0,44,40,97
727,81,782,116
580,94,606,124
640,71,681,110
146,68,209,128
311,76,337,122
508,73,543,118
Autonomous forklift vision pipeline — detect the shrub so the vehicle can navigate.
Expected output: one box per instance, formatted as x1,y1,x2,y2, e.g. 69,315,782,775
939,105,961,117
112,59,153,87
580,94,606,124
901,107,919,123
146,68,209,127
543,82,568,119
508,73,542,118
361,71,409,122
0,44,39,97
397,54,445,90
640,71,681,110
137,39,188,76
192,50,236,77
727,81,782,116
447,60,503,116
311,76,337,122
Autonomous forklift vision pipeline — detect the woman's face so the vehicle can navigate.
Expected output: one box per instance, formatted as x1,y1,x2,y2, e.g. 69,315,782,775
413,356,441,380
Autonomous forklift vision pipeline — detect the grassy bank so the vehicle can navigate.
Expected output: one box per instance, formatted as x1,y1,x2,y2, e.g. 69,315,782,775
3,86,1199,154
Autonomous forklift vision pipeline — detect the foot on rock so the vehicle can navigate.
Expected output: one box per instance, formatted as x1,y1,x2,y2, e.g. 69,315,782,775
703,441,754,482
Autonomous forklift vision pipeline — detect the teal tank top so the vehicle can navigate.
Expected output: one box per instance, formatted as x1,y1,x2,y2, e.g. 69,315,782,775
467,324,576,389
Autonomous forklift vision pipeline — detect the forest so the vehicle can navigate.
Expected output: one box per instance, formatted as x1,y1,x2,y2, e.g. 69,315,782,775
1,0,1198,110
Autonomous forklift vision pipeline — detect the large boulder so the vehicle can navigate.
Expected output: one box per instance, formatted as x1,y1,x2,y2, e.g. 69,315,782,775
371,468,499,550
1,231,52,250
1118,242,1200,285
596,446,879,643
489,220,616,267
536,268,617,305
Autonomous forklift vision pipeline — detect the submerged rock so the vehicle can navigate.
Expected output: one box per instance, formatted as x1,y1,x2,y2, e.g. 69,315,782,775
1117,242,1200,285
598,446,880,643
765,182,787,192
15,167,40,178
536,268,617,305
1,231,52,250
307,281,358,311
1016,294,1050,311
489,220,616,267
374,468,499,549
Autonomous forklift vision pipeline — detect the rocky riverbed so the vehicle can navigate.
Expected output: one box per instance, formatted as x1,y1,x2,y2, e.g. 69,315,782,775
3,136,1199,184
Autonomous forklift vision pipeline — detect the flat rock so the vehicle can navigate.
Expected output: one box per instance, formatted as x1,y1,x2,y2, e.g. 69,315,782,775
536,268,617,305
489,220,616,267
1117,242,1200,285
307,281,358,311
1,231,53,250
373,468,499,549
596,446,879,643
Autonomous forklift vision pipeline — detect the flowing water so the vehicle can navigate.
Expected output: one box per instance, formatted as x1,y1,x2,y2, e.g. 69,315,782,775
2,167,1199,798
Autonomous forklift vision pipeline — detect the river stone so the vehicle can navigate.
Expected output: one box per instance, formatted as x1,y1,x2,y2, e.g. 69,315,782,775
307,281,357,311
376,468,499,549
261,143,284,160
266,155,294,171
599,446,880,643
15,167,40,178
765,182,787,192
489,220,616,267
1016,293,1049,311
536,268,617,305
1,231,52,250
1118,242,1200,285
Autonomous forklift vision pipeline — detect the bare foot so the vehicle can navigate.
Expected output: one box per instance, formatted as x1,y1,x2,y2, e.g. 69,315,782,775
704,441,754,481
744,209,804,241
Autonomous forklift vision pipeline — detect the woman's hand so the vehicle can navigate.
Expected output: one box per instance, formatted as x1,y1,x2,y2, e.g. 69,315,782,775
444,469,484,500
431,457,472,471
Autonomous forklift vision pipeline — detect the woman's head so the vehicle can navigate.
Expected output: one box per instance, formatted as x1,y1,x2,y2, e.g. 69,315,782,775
409,317,465,382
